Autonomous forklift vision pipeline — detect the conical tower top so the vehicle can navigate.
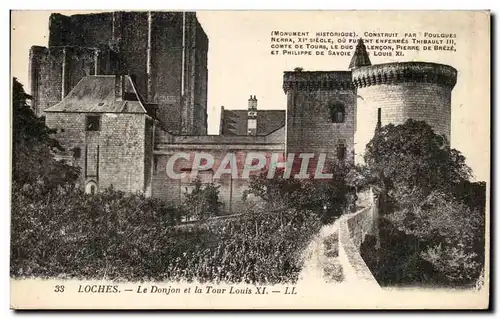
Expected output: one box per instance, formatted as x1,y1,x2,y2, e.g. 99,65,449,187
348,38,371,69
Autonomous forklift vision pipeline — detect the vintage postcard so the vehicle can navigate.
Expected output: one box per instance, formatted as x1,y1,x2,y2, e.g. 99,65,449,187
10,10,490,309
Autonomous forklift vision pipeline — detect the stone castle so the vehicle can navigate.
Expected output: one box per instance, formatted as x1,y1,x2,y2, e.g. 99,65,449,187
29,11,457,212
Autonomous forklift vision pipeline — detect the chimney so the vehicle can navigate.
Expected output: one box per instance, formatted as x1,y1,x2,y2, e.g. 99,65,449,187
247,95,257,135
115,75,125,101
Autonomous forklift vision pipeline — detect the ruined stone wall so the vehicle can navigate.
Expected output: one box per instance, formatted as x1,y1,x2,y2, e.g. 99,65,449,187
151,12,183,133
49,13,114,48
192,17,209,135
32,11,209,135
29,45,110,116
29,46,63,116
152,135,285,212
45,112,148,193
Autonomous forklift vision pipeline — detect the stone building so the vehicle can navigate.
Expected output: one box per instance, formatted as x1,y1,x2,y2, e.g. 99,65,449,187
283,39,457,165
30,11,208,135
31,11,457,212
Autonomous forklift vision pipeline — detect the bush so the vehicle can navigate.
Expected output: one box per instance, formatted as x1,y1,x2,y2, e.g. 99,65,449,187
182,178,223,221
11,184,322,283
10,183,181,279
361,192,485,287
243,165,353,224
356,120,486,287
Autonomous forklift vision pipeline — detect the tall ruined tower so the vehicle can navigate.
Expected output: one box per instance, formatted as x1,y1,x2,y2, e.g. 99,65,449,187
29,11,209,135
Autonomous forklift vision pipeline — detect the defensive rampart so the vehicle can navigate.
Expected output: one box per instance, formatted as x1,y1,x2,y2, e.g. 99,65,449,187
337,192,380,287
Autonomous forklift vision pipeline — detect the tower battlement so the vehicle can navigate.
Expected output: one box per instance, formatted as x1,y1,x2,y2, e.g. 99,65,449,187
352,62,457,89
282,71,353,93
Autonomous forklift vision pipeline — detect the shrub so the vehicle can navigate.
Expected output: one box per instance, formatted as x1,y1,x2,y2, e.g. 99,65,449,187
182,178,223,221
243,165,352,224
357,120,486,287
11,184,322,284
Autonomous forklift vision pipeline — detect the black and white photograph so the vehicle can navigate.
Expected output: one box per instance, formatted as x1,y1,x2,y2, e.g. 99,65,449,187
9,10,490,309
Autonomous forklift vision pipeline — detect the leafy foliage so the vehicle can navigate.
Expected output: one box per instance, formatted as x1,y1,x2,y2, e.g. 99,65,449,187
360,119,472,212
10,77,322,284
182,178,223,221
243,164,354,224
387,191,484,284
12,77,79,188
358,120,486,287
11,183,321,283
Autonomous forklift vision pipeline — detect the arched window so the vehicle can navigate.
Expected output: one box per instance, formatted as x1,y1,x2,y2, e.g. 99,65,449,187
329,103,345,123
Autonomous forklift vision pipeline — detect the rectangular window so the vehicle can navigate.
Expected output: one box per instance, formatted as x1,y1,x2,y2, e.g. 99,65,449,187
337,143,346,161
377,108,382,129
153,156,159,175
248,119,257,130
86,115,101,131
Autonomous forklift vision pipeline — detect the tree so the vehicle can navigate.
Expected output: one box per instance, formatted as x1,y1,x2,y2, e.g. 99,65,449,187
386,191,485,285
12,77,79,188
182,178,223,221
361,119,472,213
243,164,352,224
243,168,302,210
358,119,485,286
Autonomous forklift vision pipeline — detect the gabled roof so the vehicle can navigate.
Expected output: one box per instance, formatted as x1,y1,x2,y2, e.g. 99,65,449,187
221,109,285,136
44,75,148,114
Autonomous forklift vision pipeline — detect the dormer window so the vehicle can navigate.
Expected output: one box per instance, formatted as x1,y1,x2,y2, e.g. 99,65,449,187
329,103,345,123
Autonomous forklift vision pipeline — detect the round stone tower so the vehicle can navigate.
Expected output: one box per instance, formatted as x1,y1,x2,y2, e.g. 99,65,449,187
352,60,457,163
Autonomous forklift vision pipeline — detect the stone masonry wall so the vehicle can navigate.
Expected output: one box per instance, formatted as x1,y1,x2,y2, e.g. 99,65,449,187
49,13,113,48
99,113,146,192
45,112,147,193
283,72,356,173
352,62,456,164
29,46,108,116
34,12,209,135
338,205,379,286
152,134,284,212
29,47,63,116
355,82,453,163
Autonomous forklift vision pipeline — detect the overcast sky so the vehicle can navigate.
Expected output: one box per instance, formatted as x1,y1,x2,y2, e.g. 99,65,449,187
10,11,490,181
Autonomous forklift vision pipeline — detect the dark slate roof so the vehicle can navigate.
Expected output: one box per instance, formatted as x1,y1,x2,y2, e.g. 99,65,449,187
221,109,285,136
349,38,372,69
45,75,147,114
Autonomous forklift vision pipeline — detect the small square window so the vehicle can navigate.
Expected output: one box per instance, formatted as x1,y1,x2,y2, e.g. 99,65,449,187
86,115,101,131
329,103,345,123
72,147,81,159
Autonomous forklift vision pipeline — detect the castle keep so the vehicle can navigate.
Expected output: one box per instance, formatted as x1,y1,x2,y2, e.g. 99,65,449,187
31,11,457,212
30,11,208,135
